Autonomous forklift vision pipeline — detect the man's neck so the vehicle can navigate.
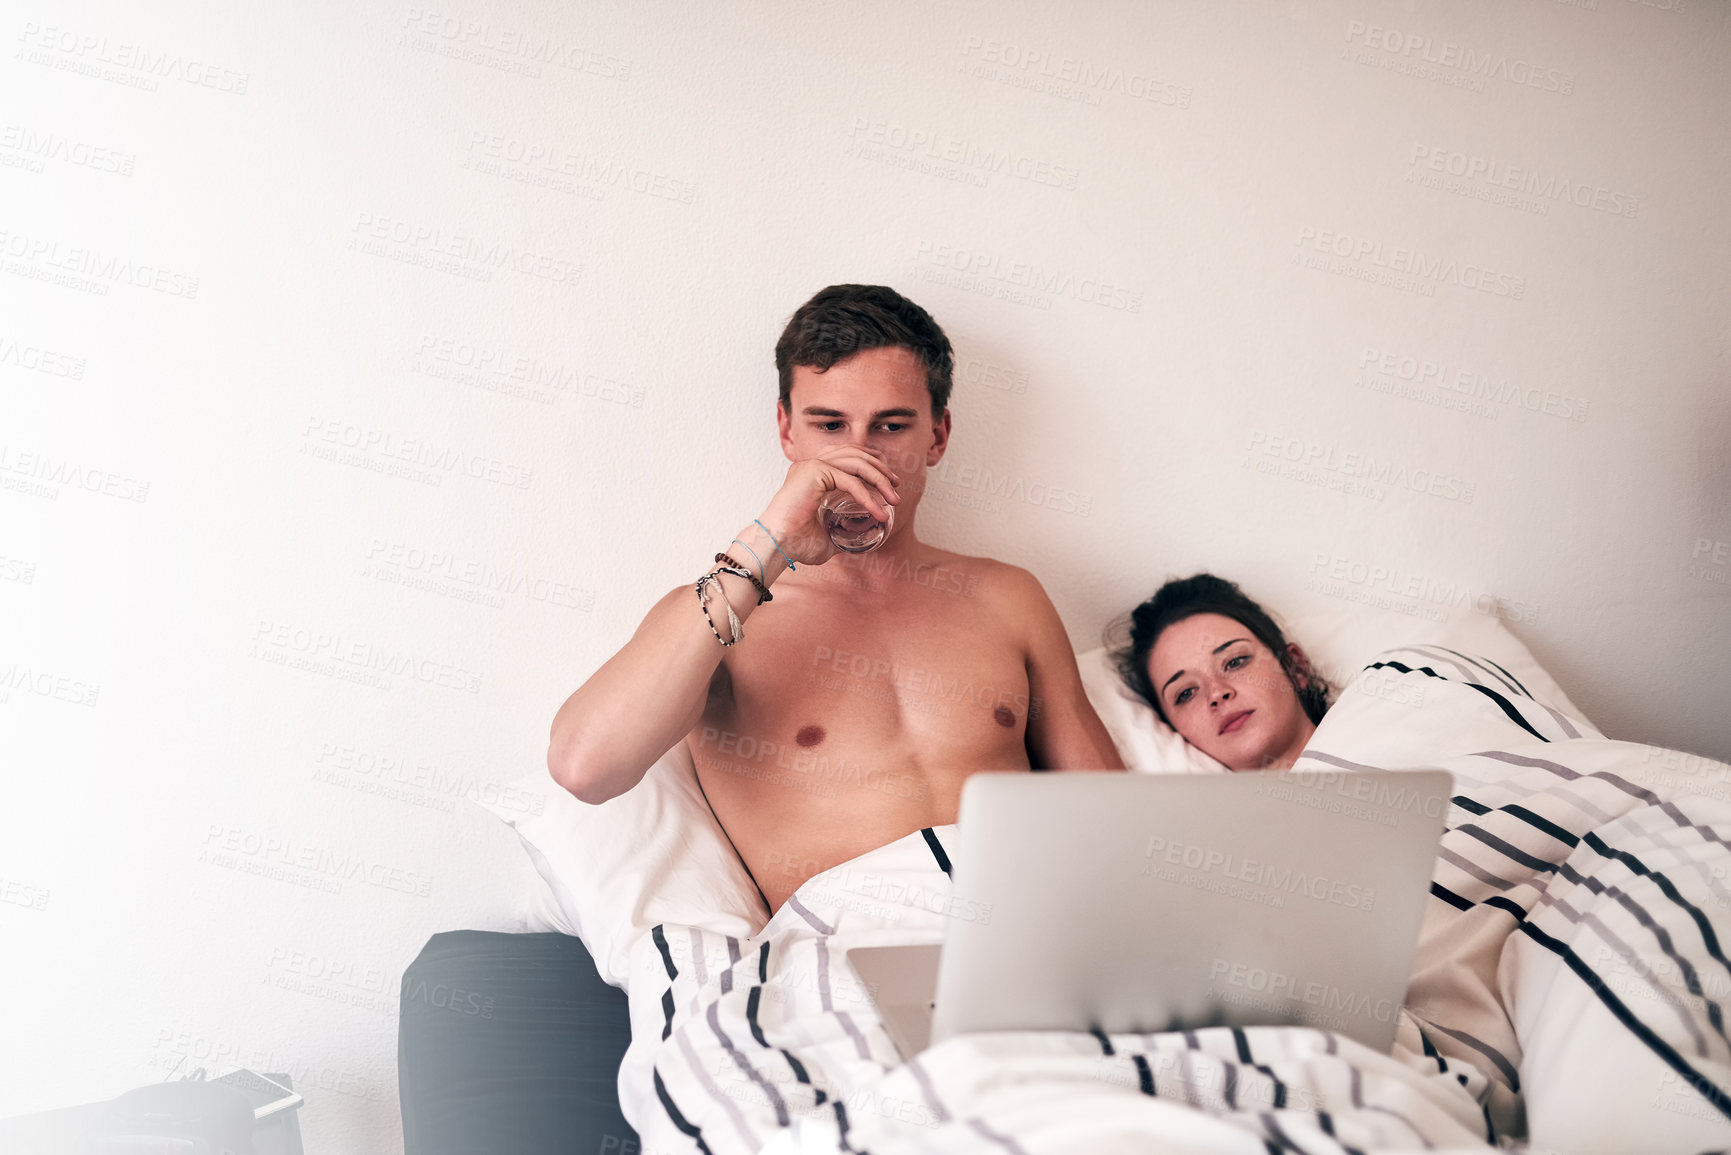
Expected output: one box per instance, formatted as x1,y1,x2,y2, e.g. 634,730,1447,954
800,521,937,598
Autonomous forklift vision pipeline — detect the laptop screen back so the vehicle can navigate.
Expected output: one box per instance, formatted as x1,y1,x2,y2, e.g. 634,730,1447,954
928,769,1451,1052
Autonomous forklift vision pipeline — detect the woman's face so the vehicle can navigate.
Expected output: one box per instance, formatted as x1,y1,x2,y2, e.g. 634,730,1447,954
1146,612,1316,771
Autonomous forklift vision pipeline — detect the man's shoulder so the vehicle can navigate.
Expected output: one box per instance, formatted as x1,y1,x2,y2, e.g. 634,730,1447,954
925,548,1048,606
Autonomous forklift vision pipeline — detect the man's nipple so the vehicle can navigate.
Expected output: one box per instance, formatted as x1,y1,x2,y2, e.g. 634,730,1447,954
993,706,1016,728
796,724,825,747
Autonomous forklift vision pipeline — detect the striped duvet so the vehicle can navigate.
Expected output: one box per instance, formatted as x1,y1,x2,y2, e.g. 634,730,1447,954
618,647,1731,1154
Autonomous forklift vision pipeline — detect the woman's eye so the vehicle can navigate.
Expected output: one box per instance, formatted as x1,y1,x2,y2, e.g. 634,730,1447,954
1225,654,1249,671
1173,687,1195,706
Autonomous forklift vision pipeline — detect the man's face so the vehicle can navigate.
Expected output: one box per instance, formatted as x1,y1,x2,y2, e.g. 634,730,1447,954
777,345,951,508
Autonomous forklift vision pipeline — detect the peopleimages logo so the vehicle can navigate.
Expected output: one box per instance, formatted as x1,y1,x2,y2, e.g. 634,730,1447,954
250,619,485,695
349,212,582,286
927,455,1094,516
1358,346,1589,423
16,22,251,94
913,240,1142,313
0,663,101,707
301,417,533,489
0,444,150,503
1210,960,1400,1025
959,355,1029,395
698,725,929,800
848,117,1081,190
399,8,632,80
1295,227,1525,300
0,226,201,298
1280,768,1449,818
0,123,135,176
0,555,37,585
363,537,595,611
810,644,1033,720
463,131,693,203
1344,21,1575,94
415,335,644,408
1246,429,1477,504
201,824,434,897
957,36,1192,108
0,877,51,911
0,334,87,379
1407,145,1637,219
314,741,546,815
1308,552,1540,625
1143,838,1376,911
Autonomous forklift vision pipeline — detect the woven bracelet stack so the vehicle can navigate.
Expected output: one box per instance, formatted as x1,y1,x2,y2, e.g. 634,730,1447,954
696,552,770,647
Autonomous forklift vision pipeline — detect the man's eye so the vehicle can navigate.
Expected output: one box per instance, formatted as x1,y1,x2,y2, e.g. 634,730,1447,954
878,422,907,433
817,421,843,432
1173,687,1195,706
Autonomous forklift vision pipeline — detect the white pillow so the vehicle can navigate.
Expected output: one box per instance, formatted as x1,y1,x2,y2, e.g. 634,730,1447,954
471,744,769,990
1079,602,1593,773
1283,604,1590,724
1077,646,1229,774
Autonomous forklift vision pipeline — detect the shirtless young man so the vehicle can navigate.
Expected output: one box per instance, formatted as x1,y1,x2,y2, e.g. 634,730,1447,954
548,284,1124,912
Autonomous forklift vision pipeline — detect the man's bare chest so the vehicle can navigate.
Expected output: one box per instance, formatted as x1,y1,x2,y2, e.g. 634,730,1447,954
736,591,1028,727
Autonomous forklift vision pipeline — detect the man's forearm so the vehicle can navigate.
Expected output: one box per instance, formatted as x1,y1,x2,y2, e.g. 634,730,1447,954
547,521,790,803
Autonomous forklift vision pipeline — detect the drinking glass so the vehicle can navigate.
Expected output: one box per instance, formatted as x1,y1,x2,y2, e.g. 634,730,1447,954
819,492,893,554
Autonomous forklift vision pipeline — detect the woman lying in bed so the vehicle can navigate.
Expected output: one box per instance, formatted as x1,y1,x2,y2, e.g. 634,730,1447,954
1113,572,1331,770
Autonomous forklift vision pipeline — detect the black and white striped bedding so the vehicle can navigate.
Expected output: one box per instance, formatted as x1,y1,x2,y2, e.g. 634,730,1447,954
1306,646,1731,1154
617,648,1731,1154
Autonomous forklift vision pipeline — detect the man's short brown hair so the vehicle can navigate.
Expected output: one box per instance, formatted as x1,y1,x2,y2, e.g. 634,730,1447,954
775,285,954,417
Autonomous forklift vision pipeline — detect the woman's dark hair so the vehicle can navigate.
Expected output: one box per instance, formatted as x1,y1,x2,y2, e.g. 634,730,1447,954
775,284,954,417
1108,573,1330,727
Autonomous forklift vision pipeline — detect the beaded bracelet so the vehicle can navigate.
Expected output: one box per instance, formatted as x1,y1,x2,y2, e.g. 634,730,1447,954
713,553,772,603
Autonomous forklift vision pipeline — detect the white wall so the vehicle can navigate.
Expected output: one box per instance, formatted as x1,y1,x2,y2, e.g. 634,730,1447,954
3,0,1727,1149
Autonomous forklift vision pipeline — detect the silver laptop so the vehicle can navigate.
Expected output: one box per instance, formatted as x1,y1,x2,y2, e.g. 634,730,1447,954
848,769,1450,1057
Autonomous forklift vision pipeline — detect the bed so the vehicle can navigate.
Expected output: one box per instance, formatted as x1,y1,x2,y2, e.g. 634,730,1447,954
463,611,1731,1154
